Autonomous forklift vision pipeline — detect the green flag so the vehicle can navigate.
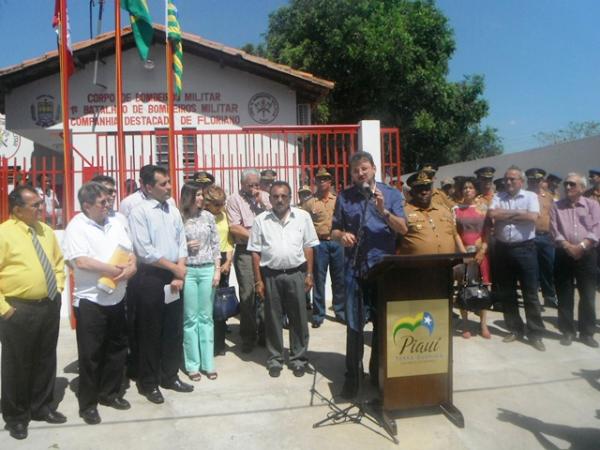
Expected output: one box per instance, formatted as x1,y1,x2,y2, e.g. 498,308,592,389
167,0,183,98
122,0,154,61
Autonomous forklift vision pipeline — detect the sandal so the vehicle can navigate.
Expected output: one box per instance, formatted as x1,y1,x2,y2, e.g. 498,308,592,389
188,372,202,382
206,372,218,380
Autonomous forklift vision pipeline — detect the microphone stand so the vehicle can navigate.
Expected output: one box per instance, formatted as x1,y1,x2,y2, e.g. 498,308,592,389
311,184,399,444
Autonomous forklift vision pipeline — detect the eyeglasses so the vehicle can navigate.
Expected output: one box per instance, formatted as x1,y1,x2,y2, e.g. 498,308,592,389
106,188,116,195
504,177,520,182
563,181,577,188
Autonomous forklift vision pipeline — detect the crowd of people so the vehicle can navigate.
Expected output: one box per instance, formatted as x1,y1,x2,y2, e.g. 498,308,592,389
0,153,598,440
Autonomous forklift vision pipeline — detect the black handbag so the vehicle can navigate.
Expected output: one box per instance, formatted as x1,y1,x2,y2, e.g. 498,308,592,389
213,286,240,321
456,262,492,312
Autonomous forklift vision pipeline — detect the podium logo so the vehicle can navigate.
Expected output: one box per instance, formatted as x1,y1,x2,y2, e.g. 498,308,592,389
392,312,441,356
392,312,434,342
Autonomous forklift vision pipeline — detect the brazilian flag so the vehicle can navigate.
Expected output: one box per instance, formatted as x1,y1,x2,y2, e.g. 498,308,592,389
122,0,154,61
167,0,183,98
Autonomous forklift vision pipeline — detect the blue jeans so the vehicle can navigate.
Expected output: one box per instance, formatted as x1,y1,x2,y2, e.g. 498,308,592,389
495,240,545,339
183,264,216,373
312,240,345,324
535,233,557,302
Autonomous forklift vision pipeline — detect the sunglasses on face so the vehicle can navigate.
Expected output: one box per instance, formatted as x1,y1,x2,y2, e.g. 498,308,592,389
563,181,577,188
504,177,520,182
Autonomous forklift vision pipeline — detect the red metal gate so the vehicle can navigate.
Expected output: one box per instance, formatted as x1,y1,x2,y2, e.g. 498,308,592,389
1,125,401,226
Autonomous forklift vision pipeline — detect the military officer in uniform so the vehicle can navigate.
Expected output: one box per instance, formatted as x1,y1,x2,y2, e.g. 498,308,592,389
191,171,215,189
260,169,277,193
475,166,496,207
397,171,462,255
421,163,455,211
585,169,600,204
546,173,562,201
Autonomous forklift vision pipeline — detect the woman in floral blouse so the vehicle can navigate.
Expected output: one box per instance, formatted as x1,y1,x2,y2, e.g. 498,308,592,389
179,182,221,381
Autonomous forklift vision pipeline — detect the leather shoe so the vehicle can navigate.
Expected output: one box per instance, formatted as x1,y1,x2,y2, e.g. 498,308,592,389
560,334,573,346
5,423,27,440
530,339,546,352
502,333,521,343
139,387,164,404
268,366,281,378
580,335,599,348
161,379,194,393
79,407,101,425
31,410,67,424
292,366,305,378
311,321,321,329
99,397,131,410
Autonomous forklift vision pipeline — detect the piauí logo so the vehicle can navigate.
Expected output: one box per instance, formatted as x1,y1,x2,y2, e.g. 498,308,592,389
392,312,434,343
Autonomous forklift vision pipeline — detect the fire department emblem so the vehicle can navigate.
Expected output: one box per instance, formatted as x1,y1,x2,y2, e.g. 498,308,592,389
0,116,21,159
248,92,279,124
30,94,60,127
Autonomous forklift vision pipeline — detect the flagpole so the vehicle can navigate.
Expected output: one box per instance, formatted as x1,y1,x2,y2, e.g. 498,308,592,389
58,0,74,222
114,0,127,200
165,36,178,201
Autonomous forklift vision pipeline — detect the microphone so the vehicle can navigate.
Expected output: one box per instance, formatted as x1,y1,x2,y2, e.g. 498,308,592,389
361,181,373,199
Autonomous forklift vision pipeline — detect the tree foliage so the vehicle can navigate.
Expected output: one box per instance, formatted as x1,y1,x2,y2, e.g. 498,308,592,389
261,0,502,171
534,121,600,146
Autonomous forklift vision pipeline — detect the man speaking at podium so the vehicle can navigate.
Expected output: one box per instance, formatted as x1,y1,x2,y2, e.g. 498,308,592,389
331,151,407,399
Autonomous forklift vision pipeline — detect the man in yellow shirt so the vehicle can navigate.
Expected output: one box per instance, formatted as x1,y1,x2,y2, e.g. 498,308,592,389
0,185,66,440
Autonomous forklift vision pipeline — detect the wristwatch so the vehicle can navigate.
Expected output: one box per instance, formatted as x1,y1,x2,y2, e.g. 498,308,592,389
579,241,587,250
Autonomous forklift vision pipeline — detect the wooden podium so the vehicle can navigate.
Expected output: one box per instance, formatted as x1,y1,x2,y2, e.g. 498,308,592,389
368,253,465,428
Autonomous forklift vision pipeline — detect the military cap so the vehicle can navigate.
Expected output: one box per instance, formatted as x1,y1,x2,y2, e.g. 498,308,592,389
525,168,547,180
192,171,215,185
420,163,437,176
474,166,496,179
407,171,433,188
441,177,454,188
546,173,562,183
493,178,506,190
298,185,312,194
589,169,600,177
315,167,332,179
453,175,468,184
260,169,277,181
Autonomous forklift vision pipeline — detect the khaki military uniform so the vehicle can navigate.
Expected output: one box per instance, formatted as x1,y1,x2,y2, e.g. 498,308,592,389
431,188,456,211
476,191,495,208
397,202,458,255
302,192,336,239
536,189,554,233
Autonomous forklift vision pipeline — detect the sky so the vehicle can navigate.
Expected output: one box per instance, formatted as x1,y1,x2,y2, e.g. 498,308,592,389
0,0,598,153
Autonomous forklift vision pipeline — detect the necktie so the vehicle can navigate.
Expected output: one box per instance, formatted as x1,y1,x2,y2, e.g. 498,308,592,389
29,226,59,300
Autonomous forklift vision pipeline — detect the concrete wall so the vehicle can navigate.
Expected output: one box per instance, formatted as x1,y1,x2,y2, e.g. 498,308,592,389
403,135,600,186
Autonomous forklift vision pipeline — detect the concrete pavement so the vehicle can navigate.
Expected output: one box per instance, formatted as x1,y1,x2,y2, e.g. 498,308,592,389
1,300,599,449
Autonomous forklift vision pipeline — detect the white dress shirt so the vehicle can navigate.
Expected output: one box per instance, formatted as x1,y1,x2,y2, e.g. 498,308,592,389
248,207,319,270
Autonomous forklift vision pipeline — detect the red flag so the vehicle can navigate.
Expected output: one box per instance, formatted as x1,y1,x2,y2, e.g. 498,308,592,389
53,0,75,78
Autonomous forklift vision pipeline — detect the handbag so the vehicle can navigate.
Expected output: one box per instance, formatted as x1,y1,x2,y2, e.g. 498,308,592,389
213,286,240,321
456,262,492,312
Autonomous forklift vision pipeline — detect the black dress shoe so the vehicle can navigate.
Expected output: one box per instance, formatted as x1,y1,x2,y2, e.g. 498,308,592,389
580,335,599,348
5,423,28,440
31,410,67,424
292,366,306,378
139,387,164,404
311,321,321,329
161,379,194,393
99,397,131,410
268,366,282,378
560,334,573,346
79,407,101,425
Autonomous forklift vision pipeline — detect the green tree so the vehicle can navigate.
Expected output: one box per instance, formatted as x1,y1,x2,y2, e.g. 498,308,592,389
263,0,502,171
534,121,600,146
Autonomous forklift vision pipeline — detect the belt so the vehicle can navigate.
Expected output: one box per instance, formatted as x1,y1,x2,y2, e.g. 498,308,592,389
186,263,213,268
262,263,306,276
497,239,534,248
536,231,550,236
6,296,53,304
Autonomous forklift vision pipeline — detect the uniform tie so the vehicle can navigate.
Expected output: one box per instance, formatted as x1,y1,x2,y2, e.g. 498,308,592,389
29,226,59,300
